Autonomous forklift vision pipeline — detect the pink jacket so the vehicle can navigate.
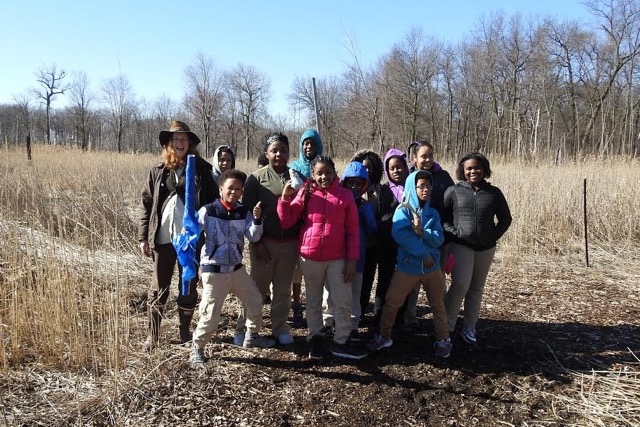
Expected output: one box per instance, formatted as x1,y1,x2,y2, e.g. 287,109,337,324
278,178,359,262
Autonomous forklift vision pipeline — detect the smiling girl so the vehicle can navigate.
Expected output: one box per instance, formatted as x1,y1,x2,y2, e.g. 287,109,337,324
278,156,366,360
442,152,512,345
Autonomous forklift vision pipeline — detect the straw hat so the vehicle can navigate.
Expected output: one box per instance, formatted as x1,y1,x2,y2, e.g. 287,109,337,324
158,120,201,147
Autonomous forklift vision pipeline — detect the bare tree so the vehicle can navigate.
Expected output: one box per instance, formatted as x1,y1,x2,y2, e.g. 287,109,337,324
289,75,346,156
183,51,226,158
102,74,135,153
227,63,270,160
69,71,93,151
13,94,33,160
581,0,640,152
33,64,70,145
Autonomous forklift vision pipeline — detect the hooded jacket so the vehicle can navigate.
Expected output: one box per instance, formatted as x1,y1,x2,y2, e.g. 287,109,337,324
289,129,323,180
442,180,512,251
278,176,359,262
392,171,444,276
340,161,378,272
210,145,236,184
383,148,408,203
425,162,454,217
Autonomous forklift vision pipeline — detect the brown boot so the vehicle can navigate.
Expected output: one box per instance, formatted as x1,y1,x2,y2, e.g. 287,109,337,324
143,311,161,352
178,308,194,344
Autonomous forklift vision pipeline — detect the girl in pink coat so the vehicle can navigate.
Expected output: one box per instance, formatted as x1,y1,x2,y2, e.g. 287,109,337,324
278,156,367,361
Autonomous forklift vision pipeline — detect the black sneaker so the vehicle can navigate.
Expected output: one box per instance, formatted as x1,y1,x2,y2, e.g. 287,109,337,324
331,341,368,360
348,330,365,343
309,335,325,360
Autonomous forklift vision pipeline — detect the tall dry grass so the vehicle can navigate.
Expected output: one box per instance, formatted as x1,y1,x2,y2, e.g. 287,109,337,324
1,146,639,372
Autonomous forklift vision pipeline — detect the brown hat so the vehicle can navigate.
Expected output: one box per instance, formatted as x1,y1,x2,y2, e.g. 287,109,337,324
159,120,201,147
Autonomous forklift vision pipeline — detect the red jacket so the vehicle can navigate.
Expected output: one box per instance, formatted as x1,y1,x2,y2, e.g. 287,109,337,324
278,179,359,262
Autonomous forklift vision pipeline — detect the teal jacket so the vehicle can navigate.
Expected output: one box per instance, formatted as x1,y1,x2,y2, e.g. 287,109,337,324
289,129,323,180
392,171,444,275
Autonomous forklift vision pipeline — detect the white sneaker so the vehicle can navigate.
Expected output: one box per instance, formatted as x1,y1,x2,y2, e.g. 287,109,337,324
277,332,294,345
243,333,276,348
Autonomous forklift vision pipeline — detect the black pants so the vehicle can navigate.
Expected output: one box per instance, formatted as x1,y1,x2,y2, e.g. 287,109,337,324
148,243,199,314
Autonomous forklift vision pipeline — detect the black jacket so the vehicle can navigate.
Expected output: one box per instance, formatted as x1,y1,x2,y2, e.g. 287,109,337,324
442,181,512,251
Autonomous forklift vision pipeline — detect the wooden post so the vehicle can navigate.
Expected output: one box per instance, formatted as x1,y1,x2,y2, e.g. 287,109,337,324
583,178,589,267
312,77,321,141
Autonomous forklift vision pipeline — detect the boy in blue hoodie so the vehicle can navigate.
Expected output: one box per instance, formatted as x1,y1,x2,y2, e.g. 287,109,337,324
287,129,323,328
367,170,452,358
340,161,378,334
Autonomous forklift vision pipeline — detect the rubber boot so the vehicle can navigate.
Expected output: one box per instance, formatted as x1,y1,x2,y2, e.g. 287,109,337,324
178,308,194,344
143,311,161,352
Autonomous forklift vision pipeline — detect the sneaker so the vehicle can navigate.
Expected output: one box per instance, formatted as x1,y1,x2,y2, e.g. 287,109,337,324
292,304,304,328
243,333,276,349
276,332,294,345
348,330,364,343
233,332,245,346
189,346,207,369
434,338,452,358
461,328,477,345
367,333,393,351
331,341,368,360
309,335,325,360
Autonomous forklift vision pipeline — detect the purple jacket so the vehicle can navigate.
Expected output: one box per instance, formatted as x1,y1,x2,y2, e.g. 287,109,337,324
383,148,408,203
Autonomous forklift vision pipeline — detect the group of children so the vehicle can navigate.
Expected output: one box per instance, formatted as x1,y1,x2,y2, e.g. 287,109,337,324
162,126,512,368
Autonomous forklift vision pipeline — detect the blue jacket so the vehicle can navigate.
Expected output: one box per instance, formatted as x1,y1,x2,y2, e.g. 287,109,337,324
392,171,444,276
341,161,377,272
289,129,323,180
197,200,263,273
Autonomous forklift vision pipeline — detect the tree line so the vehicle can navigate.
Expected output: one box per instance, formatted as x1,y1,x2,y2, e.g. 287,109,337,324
1,0,639,161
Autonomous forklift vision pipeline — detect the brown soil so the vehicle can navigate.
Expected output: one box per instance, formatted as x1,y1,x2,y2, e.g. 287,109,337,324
2,255,639,426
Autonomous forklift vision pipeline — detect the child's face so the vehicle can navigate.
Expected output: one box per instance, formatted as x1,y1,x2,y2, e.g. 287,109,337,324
220,177,244,205
266,141,290,171
463,158,485,184
415,178,432,202
342,177,366,198
302,138,317,160
388,157,406,184
414,145,434,171
312,162,336,189
218,151,233,172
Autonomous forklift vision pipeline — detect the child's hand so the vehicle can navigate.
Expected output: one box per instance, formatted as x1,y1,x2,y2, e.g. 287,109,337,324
423,256,434,269
253,201,262,220
343,260,356,283
281,181,297,200
412,214,423,236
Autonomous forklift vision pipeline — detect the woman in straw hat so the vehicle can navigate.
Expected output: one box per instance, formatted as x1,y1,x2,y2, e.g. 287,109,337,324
138,120,219,351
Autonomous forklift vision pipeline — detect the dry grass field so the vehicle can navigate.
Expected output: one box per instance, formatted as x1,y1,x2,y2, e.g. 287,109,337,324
0,145,639,426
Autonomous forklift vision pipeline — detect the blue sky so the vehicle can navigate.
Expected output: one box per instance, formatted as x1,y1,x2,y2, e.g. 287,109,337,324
2,0,590,117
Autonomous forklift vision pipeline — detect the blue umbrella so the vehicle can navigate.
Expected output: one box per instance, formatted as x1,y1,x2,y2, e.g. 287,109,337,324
172,154,200,296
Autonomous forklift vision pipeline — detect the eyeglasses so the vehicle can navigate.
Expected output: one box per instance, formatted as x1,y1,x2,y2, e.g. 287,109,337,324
415,185,432,191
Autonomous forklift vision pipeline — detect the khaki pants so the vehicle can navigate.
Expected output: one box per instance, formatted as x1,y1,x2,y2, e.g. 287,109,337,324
236,239,297,336
379,269,449,340
193,267,263,348
444,243,496,332
301,258,352,344
323,272,362,331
